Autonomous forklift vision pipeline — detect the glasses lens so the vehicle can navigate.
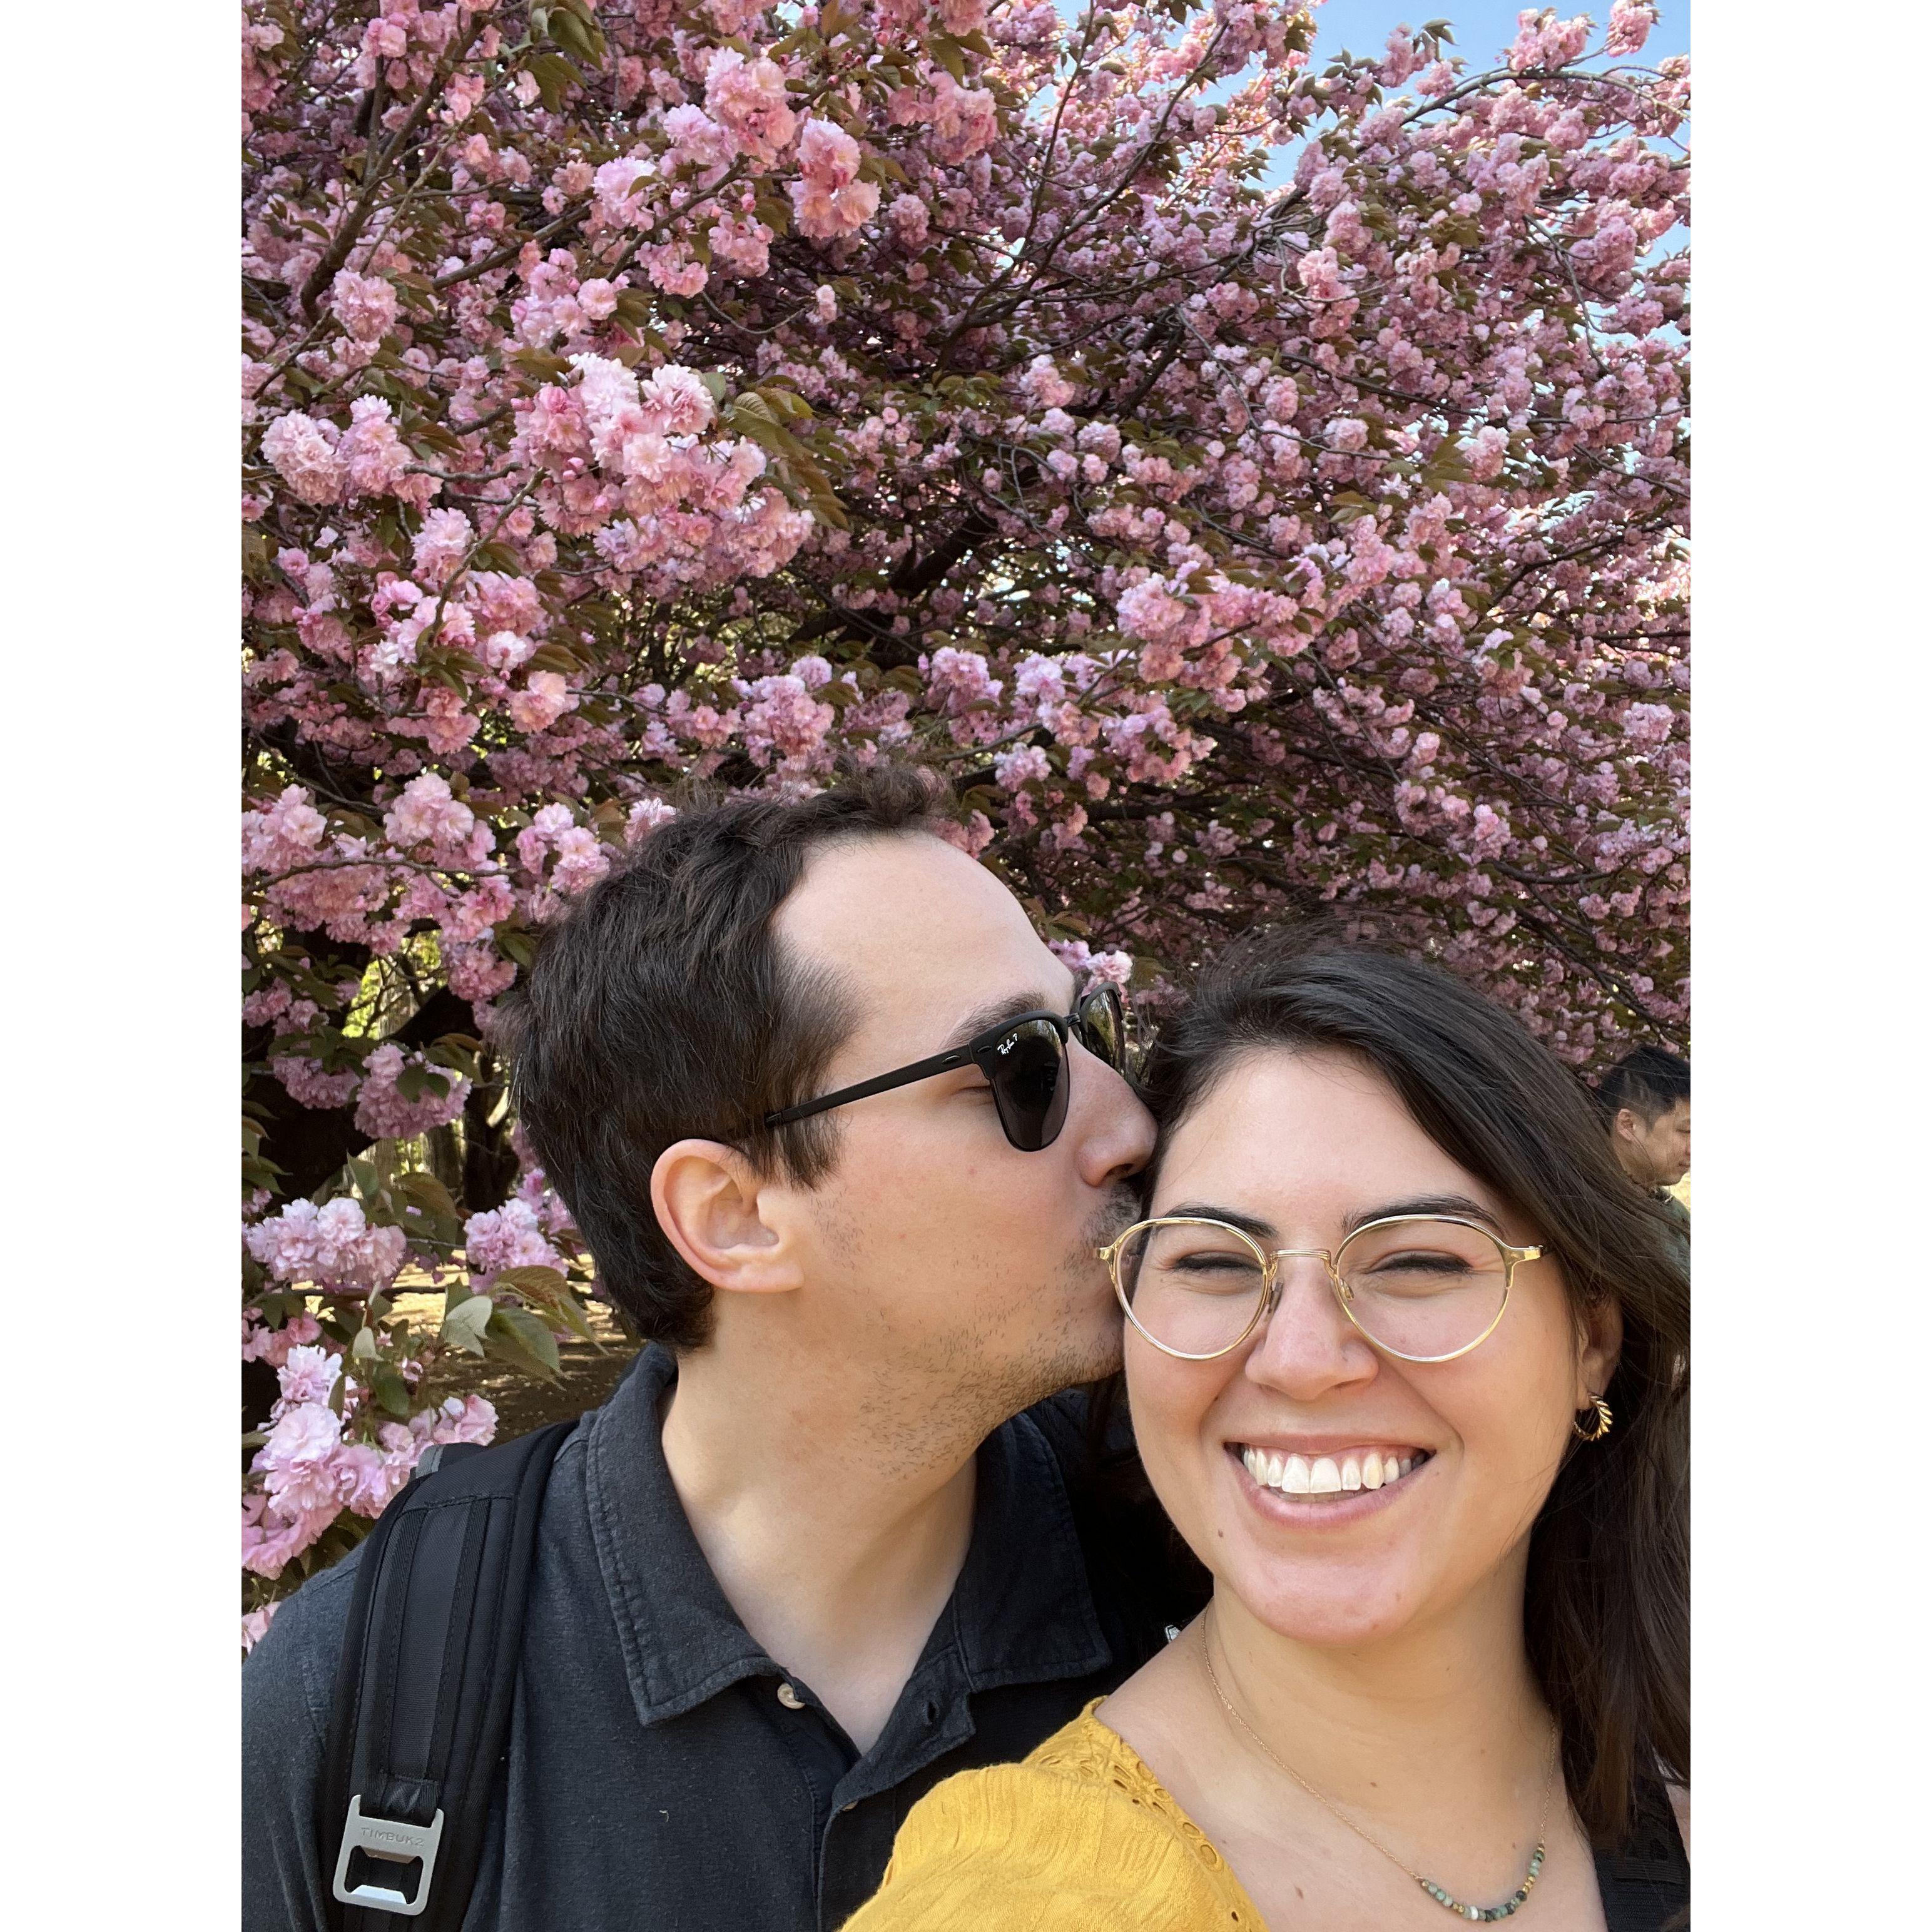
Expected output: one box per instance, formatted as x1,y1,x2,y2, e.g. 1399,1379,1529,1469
1117,1219,1269,1356
1073,984,1128,1073
984,1018,1070,1151
1335,1218,1512,1360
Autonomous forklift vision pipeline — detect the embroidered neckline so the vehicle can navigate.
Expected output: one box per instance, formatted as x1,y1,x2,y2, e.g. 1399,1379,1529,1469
1034,1701,1264,1925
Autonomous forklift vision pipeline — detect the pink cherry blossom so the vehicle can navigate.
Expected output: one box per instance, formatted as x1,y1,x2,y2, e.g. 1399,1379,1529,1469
429,1394,498,1446
247,1196,409,1294
275,1344,342,1412
704,49,796,165
260,412,344,506
353,1040,471,1139
253,1401,347,1515
789,118,881,239
462,1197,562,1279
507,669,577,734
243,0,1689,1622
328,268,399,343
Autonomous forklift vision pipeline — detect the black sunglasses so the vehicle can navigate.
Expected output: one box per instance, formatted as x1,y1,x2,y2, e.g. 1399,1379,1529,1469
765,984,1134,1153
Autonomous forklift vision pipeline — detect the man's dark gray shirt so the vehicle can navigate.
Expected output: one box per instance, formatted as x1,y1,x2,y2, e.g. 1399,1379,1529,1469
243,1348,1199,1931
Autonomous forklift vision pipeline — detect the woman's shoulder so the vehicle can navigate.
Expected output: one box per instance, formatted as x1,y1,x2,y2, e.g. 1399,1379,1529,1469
840,1703,1266,1932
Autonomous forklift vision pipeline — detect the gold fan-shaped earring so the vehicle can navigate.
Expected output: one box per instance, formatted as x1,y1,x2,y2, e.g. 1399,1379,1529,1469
1572,1395,1614,1443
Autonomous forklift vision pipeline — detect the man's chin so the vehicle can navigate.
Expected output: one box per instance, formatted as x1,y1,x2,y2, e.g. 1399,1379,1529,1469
1045,1309,1126,1394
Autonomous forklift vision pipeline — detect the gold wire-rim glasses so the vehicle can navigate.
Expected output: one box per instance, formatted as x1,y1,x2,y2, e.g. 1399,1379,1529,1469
1094,1213,1543,1365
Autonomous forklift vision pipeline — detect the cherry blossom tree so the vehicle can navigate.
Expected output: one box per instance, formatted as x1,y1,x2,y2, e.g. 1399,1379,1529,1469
242,0,1689,1642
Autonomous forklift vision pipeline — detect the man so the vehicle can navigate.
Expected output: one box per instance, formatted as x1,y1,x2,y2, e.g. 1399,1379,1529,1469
1599,1044,1692,1213
243,766,1202,1931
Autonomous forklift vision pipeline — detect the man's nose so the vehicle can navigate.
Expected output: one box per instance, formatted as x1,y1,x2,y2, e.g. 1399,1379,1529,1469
1070,1044,1156,1186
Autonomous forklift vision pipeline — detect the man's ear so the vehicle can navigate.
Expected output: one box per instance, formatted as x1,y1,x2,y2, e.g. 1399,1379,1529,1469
1577,1292,1624,1410
651,1139,805,1298
1613,1107,1641,1145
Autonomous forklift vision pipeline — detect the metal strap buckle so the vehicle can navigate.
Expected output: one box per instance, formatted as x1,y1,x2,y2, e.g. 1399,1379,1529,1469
332,1793,444,1916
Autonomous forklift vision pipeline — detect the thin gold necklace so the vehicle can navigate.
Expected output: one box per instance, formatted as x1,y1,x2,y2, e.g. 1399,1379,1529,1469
1201,1609,1560,1923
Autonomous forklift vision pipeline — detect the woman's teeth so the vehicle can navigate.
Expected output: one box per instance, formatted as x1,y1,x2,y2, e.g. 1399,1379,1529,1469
1239,1445,1429,1496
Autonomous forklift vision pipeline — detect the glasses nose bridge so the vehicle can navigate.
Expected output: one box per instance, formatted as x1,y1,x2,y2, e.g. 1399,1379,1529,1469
1256,1247,1346,1324
1244,1245,1368,1372
1268,1243,1339,1275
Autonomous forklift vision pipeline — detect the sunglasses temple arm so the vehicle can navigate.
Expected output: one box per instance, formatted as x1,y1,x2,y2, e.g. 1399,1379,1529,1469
765,1044,975,1127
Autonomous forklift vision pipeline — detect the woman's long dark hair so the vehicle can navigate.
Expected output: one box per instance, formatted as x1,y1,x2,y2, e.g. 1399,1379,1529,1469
1135,927,1689,1847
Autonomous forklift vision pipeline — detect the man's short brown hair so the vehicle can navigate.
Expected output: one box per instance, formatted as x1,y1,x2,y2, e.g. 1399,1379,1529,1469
492,764,948,1348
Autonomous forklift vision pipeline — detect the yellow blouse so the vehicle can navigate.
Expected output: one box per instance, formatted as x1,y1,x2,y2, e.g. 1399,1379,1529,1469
841,1701,1268,1932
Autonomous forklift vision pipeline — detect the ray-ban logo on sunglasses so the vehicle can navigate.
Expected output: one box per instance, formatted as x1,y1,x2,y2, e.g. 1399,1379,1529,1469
995,1037,1015,1054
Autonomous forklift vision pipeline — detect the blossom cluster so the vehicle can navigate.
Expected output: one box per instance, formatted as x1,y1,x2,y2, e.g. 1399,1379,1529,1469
243,1,1690,1636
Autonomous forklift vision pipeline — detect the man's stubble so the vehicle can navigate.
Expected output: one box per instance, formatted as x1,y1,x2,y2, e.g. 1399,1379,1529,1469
840,1186,1140,1479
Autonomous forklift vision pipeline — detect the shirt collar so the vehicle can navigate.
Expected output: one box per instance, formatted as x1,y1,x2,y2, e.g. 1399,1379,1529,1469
581,1346,1111,1733
947,1403,1109,1692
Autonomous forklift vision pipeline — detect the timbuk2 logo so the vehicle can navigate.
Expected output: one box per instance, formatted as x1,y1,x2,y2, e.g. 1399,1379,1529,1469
362,1826,424,1851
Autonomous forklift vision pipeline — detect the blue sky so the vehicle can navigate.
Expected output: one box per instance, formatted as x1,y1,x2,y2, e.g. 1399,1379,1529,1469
1275,3,1689,189
1047,3,1691,190
1047,1,1689,155
1303,0,1686,71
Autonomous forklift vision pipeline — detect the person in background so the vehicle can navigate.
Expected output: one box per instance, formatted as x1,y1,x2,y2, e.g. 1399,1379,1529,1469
1599,1048,1690,1220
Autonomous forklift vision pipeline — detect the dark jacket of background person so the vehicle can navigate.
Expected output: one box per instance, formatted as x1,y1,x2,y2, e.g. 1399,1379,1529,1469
242,1348,1204,1932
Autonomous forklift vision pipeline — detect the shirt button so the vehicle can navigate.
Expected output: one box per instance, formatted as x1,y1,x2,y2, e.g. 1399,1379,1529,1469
775,1682,805,1710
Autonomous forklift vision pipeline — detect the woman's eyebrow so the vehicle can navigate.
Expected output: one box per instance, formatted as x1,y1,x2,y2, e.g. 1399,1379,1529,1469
1157,1202,1281,1243
1346,1193,1505,1234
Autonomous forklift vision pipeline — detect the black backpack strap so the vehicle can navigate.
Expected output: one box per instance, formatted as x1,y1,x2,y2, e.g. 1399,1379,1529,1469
320,1419,574,1932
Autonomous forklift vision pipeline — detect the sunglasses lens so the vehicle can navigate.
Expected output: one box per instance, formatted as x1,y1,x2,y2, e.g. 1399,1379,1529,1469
985,1018,1070,1151
1074,984,1128,1072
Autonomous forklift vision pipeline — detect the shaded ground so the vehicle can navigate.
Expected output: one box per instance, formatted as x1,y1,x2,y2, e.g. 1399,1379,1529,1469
390,1291,643,1441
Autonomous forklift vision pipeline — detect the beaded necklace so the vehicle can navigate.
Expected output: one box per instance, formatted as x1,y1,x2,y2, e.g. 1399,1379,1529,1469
1201,1611,1560,1923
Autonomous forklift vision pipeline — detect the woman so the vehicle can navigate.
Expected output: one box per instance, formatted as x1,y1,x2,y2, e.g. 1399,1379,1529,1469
845,932,1689,1930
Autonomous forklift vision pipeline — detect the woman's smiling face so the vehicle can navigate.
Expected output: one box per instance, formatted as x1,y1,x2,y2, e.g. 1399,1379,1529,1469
1126,1045,1620,1647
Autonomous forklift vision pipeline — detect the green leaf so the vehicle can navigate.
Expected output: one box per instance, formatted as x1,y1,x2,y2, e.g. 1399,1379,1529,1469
486,1306,562,1380
525,50,584,113
492,1264,571,1301
423,1035,481,1077
394,1064,452,1105
805,489,850,532
352,1325,379,1361
369,1362,413,1420
400,1169,460,1221
441,1293,494,1356
494,1266,599,1345
547,1,606,69
495,925,539,969
510,346,574,383
611,290,658,330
